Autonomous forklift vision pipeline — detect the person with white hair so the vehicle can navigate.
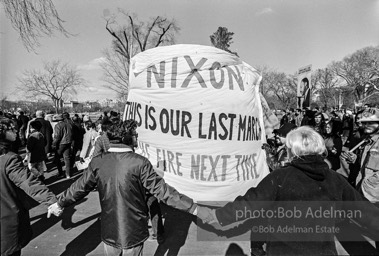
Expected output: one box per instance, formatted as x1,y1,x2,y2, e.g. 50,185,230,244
26,111,54,156
204,126,379,256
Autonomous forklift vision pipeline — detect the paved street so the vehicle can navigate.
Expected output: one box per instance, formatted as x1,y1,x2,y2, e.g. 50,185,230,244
23,160,252,256
21,157,378,256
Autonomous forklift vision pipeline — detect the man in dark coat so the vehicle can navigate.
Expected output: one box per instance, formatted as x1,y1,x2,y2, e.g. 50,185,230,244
70,114,85,168
35,110,53,157
0,121,58,256
52,114,73,179
48,120,210,255
17,111,29,146
26,120,47,181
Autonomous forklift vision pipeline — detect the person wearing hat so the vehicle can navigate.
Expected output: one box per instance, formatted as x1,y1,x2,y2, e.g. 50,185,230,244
1,120,60,256
269,122,297,170
52,113,73,179
341,107,379,252
342,108,379,201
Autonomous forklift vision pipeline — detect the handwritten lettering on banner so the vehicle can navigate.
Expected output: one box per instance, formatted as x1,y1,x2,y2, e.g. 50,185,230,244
133,55,261,91
126,44,269,202
138,141,261,182
125,102,262,142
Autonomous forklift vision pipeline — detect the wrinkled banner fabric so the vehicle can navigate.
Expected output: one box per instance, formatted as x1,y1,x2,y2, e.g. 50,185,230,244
125,44,270,204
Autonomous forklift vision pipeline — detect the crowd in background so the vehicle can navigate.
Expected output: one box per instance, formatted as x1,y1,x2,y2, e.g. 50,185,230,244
2,104,379,256
266,104,378,187
0,109,122,180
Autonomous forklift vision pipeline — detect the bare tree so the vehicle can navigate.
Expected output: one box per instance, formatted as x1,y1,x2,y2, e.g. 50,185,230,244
101,11,180,99
100,49,129,101
256,66,297,109
331,46,379,105
313,68,341,108
256,65,274,98
274,76,297,109
0,95,9,109
1,0,70,52
18,60,84,113
210,27,238,56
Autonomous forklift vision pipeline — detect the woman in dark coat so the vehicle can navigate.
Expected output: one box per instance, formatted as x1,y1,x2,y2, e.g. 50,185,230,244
0,122,58,256
324,121,343,171
312,111,325,136
209,126,379,256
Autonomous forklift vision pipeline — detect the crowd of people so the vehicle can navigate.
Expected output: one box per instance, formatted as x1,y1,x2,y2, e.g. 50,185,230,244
0,109,123,179
266,105,378,187
1,105,379,256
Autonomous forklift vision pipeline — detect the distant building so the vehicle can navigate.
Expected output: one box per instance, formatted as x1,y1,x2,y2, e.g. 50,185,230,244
63,101,82,109
84,101,101,109
100,98,117,108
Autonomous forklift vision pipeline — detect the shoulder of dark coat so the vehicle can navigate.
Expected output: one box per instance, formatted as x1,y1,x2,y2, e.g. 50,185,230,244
91,151,150,164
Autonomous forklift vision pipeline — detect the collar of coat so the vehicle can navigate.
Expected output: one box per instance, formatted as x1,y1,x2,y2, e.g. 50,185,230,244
108,145,133,153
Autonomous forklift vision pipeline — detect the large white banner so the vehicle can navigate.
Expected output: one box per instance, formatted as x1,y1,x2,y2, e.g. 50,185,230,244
126,44,270,204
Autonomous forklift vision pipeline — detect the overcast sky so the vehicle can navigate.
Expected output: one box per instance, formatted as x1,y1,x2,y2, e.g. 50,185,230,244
1,0,378,101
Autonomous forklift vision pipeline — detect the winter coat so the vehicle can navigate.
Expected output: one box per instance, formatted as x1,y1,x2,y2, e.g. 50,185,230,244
0,152,57,256
35,118,53,154
17,115,29,133
52,120,72,147
215,155,379,256
71,122,85,149
58,148,196,249
79,129,99,159
26,131,46,163
324,134,343,171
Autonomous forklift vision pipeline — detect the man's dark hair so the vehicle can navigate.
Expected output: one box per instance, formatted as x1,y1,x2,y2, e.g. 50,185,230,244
100,120,113,132
85,121,95,130
108,120,137,145
19,111,24,115
62,112,70,119
121,120,137,146
30,120,42,131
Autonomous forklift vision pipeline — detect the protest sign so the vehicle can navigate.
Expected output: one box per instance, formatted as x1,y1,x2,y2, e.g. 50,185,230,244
126,44,270,204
